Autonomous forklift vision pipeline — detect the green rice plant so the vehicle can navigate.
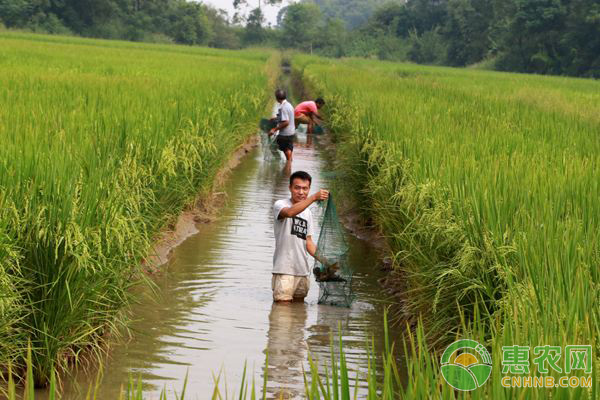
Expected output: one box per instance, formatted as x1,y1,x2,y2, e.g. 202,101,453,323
293,54,599,398
14,309,566,399
0,31,275,385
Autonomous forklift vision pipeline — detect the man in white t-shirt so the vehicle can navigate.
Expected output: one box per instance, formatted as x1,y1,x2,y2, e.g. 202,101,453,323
268,89,296,162
272,171,329,302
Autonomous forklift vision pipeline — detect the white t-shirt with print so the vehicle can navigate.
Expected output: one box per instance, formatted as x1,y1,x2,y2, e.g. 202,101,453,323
272,198,314,276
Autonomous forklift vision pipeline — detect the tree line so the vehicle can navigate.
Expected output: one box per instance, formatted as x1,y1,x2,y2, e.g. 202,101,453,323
1,0,598,78
0,0,242,47
285,0,599,78
357,0,599,77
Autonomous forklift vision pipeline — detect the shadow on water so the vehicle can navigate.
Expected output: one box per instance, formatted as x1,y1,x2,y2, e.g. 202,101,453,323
36,126,406,399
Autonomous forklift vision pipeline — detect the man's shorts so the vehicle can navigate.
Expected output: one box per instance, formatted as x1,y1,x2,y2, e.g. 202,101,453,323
276,134,294,152
295,113,311,125
272,274,309,301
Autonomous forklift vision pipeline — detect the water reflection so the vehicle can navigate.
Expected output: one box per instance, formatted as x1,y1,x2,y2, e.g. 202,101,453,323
282,159,292,177
265,302,308,399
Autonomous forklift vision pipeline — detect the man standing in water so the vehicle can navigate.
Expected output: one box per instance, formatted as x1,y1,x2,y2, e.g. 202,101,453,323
272,171,329,302
295,98,325,134
269,89,295,161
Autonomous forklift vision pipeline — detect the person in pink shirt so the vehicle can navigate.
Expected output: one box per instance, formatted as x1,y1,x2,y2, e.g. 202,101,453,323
294,98,325,134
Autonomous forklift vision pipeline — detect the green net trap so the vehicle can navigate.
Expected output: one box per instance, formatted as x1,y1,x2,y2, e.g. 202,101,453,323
296,123,324,135
259,118,280,161
313,195,354,307
260,118,277,132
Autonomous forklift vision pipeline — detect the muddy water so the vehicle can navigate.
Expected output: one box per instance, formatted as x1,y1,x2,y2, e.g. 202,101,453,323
55,131,404,399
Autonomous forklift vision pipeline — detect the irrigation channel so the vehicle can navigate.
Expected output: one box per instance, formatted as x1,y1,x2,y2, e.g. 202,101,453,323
40,128,406,399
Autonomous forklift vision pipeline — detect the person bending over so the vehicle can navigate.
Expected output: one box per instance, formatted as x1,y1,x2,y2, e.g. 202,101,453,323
294,98,325,134
271,171,329,302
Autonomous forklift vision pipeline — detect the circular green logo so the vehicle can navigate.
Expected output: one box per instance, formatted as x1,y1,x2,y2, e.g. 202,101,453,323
440,339,492,391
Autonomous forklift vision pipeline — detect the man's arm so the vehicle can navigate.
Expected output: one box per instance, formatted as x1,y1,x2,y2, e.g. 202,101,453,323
278,190,328,219
306,235,316,257
308,111,325,126
269,120,289,136
307,236,325,264
306,235,328,265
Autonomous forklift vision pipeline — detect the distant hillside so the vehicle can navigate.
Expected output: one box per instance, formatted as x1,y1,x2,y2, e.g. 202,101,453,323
302,0,394,29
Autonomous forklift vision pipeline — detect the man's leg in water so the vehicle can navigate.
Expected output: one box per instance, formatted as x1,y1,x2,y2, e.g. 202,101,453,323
292,276,309,302
282,159,292,176
272,274,294,302
296,113,313,133
276,135,294,161
272,275,309,302
307,118,314,134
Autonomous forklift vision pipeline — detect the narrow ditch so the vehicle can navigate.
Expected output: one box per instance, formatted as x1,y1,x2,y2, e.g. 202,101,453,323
35,65,407,399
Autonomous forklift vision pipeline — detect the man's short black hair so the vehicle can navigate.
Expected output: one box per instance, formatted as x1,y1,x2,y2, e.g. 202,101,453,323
315,97,325,105
289,170,312,186
275,89,287,101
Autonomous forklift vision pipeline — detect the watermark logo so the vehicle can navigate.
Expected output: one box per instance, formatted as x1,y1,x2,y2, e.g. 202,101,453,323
441,339,492,391
501,345,593,388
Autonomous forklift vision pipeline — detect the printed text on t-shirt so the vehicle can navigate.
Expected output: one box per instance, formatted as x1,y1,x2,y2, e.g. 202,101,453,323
291,217,308,240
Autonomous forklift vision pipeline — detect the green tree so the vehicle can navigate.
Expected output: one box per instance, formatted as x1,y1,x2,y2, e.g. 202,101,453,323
244,6,265,44
315,16,346,57
561,0,600,77
207,6,242,48
0,0,71,32
494,0,568,74
0,0,31,27
305,0,390,29
232,0,283,25
408,27,447,64
407,0,449,34
171,2,213,45
366,2,412,38
279,2,322,52
443,0,493,66
0,0,237,48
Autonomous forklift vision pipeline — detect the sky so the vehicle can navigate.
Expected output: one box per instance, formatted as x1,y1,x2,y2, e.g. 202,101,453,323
200,0,291,26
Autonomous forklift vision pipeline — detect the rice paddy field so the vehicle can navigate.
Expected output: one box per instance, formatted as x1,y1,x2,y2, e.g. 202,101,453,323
294,54,599,398
0,29,598,399
0,31,273,386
